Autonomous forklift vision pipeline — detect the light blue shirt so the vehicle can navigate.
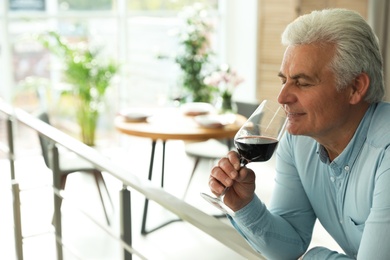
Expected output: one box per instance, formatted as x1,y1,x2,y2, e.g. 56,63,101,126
230,102,390,259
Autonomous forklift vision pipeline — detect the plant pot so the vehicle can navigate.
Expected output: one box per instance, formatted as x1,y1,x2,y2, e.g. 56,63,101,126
77,101,99,146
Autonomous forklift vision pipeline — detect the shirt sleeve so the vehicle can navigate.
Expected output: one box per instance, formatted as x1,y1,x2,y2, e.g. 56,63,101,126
355,147,390,259
303,247,353,259
228,134,316,260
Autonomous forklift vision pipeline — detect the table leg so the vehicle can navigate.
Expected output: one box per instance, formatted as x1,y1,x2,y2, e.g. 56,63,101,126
141,140,156,235
161,141,166,187
141,140,181,235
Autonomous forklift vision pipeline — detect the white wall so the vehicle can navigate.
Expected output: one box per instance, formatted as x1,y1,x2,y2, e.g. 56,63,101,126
219,0,259,103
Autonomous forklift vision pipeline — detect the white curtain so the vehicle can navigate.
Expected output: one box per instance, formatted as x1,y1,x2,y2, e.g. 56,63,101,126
368,0,390,101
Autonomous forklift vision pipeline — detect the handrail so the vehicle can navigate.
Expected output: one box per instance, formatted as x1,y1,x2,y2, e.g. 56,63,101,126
0,101,263,259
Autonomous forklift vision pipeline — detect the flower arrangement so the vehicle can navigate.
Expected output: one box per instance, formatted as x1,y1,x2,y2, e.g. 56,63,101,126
173,3,215,103
204,64,244,113
159,3,243,107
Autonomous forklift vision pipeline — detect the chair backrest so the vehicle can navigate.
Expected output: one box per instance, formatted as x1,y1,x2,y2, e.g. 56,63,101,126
235,101,260,118
36,112,53,169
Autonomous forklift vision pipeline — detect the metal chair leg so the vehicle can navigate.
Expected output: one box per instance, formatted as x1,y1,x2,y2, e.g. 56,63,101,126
93,171,113,226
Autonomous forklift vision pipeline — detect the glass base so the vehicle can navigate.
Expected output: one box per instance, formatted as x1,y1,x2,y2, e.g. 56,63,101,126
200,192,236,217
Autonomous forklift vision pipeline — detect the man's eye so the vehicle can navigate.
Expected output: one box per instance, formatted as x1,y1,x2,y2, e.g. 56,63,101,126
297,81,310,87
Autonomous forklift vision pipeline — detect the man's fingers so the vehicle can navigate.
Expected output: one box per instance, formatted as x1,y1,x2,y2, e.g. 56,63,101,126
217,157,238,180
211,164,234,187
208,176,225,195
227,151,242,170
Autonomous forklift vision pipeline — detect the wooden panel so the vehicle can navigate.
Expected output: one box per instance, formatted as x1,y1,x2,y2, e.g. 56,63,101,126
255,0,368,102
255,0,297,101
257,64,283,102
300,0,368,17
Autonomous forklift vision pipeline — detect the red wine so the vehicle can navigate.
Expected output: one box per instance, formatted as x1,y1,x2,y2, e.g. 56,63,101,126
234,136,278,163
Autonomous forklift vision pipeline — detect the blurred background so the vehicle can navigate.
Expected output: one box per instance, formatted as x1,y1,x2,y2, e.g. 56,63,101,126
1,0,380,142
1,0,388,259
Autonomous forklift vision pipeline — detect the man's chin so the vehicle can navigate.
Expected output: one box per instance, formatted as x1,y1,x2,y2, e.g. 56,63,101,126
286,126,304,136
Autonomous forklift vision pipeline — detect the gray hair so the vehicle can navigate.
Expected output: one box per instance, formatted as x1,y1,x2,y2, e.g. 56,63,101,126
281,8,384,103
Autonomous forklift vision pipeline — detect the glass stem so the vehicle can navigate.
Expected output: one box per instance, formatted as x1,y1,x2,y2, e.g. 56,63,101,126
219,187,228,198
240,157,249,166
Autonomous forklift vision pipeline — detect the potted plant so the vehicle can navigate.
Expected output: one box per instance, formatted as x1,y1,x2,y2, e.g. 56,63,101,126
39,31,118,146
170,3,215,103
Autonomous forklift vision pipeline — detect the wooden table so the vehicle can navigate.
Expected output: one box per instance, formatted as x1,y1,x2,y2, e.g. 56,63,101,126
114,107,246,141
115,107,246,234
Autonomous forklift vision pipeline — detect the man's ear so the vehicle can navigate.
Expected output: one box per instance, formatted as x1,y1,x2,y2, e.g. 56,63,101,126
349,72,370,104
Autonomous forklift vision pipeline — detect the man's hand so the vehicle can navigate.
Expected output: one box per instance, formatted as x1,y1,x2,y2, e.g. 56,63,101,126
209,151,256,212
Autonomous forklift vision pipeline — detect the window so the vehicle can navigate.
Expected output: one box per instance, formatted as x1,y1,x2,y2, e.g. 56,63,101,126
0,0,219,114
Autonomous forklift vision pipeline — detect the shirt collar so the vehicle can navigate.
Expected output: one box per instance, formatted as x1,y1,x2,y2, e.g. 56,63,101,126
317,103,377,171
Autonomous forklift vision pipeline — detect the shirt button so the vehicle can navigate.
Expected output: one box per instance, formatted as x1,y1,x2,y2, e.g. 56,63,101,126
330,176,335,182
344,165,350,171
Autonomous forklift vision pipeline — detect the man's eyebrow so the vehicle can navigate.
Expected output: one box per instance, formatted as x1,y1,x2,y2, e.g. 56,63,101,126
291,73,313,80
277,72,313,80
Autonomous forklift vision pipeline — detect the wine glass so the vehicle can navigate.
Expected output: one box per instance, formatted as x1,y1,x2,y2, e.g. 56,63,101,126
200,100,287,216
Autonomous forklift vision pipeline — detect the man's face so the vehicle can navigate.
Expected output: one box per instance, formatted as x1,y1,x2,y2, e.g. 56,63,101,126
277,44,354,140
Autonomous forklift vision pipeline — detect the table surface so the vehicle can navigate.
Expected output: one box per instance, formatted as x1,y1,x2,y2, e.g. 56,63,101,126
114,107,246,141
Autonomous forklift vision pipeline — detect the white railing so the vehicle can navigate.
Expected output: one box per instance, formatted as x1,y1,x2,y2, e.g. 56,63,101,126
0,101,263,260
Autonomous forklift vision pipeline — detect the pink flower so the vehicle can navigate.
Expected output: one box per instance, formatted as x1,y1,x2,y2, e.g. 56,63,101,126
204,64,244,94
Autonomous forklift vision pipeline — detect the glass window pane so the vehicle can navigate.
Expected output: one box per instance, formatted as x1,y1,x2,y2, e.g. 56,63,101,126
9,0,46,11
124,4,220,106
9,19,51,111
125,15,179,106
59,0,113,11
128,0,218,11
5,1,220,111
10,18,119,111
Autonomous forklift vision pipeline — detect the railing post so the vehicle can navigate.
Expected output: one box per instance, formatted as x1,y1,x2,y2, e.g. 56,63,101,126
7,116,24,260
120,184,132,260
12,182,23,260
50,144,63,260
6,116,16,180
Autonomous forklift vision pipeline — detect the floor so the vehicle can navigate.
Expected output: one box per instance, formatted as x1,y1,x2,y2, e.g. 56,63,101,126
0,123,343,260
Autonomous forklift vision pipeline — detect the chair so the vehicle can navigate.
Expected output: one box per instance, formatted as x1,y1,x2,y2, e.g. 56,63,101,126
37,112,113,225
183,101,260,197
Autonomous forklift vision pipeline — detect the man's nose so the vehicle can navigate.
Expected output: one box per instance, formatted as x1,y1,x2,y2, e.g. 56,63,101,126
277,82,296,105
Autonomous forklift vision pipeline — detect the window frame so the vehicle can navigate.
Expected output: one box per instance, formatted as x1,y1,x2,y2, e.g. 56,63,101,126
0,0,258,106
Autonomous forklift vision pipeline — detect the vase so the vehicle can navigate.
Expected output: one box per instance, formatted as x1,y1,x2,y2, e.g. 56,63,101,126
77,100,99,146
215,92,237,115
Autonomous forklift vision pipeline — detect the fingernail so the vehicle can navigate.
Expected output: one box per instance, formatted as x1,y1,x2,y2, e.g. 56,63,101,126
234,163,241,170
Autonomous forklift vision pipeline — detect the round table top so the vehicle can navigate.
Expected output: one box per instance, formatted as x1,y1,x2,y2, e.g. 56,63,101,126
114,107,246,141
